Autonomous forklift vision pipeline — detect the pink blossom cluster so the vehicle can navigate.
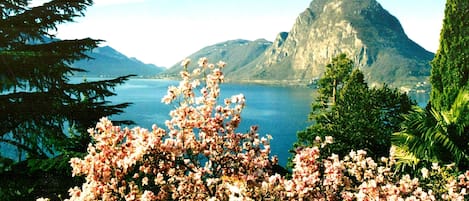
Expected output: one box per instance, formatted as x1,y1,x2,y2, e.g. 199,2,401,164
253,145,469,200
56,58,469,201
65,58,275,200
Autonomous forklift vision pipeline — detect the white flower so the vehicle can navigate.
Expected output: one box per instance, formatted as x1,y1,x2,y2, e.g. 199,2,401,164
142,177,149,186
208,197,219,201
227,183,243,200
325,136,333,144
181,58,191,67
192,68,201,76
217,61,226,68
421,167,429,179
141,191,155,201
198,57,208,67
315,136,321,142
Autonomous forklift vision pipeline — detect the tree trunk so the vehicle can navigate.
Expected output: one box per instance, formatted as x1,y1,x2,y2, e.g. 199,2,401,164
332,78,337,105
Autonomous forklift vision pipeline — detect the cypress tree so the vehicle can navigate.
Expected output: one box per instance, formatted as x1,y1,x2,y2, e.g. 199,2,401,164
430,0,469,111
392,0,468,171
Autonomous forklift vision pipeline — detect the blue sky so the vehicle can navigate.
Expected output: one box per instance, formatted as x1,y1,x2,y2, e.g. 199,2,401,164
33,0,446,67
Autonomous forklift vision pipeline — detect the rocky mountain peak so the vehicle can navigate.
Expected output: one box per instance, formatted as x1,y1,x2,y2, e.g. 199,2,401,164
228,0,433,88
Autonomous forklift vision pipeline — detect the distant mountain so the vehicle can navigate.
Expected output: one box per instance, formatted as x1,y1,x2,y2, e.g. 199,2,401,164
227,0,434,88
162,39,272,77
73,46,165,77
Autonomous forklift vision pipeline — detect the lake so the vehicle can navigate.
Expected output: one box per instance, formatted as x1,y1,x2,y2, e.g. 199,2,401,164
106,79,314,166
1,78,429,167
106,78,430,166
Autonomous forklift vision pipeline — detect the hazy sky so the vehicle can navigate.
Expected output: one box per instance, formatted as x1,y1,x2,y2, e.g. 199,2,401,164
33,0,446,67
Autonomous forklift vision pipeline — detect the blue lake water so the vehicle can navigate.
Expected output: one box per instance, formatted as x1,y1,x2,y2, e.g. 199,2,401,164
106,79,314,166
104,79,430,166
1,77,429,167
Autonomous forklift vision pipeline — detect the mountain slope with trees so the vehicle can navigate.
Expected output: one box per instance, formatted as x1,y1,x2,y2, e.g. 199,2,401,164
161,39,272,78
73,45,165,77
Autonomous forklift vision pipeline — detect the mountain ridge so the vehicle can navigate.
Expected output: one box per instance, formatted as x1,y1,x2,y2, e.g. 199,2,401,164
164,0,434,89
73,45,165,77
227,0,434,88
28,37,163,78
161,39,272,77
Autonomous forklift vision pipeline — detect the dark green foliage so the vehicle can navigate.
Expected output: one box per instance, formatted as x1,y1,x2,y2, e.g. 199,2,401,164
0,0,134,199
392,0,469,172
0,0,134,157
295,54,415,161
393,88,469,170
319,53,353,105
0,152,86,200
312,53,353,115
430,0,469,111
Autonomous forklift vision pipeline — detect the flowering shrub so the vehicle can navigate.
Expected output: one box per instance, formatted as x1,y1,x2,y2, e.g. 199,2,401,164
64,58,275,200
54,58,468,200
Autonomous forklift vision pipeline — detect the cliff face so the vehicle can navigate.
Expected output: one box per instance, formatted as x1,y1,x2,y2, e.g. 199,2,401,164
230,0,434,87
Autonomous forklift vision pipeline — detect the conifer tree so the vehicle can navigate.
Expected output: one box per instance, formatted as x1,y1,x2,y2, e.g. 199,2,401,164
316,53,353,106
0,1,134,199
430,0,469,111
295,55,414,161
0,1,132,159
